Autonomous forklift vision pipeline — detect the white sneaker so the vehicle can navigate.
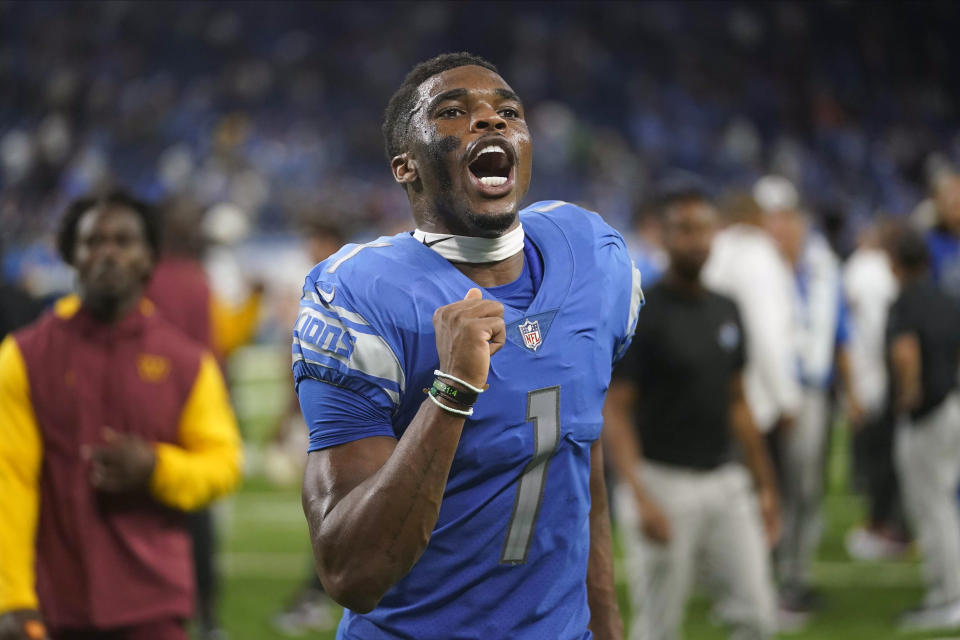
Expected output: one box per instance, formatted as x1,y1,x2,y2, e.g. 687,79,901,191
272,589,336,636
898,600,960,632
846,526,909,561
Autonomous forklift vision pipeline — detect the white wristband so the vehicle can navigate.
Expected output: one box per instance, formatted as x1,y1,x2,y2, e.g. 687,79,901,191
433,370,486,394
426,390,474,417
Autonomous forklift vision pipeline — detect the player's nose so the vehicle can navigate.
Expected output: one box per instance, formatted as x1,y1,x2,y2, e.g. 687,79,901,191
471,104,506,132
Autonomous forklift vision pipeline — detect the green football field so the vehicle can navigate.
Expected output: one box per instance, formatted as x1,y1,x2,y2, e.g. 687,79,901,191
214,351,953,639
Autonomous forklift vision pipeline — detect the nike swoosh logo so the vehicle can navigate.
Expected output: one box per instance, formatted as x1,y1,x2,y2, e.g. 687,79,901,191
317,286,335,304
424,237,452,247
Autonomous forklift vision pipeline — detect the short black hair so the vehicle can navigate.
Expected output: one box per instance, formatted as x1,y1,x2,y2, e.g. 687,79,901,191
652,174,712,217
887,225,930,274
57,190,161,265
382,52,499,161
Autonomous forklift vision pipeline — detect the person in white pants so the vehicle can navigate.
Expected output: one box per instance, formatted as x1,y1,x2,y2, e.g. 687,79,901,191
605,188,780,640
885,228,960,631
760,177,863,611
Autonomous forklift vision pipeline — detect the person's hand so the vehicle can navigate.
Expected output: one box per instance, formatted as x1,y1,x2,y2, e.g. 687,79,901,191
637,496,672,544
846,397,866,431
0,609,49,640
85,428,156,493
775,414,796,433
432,288,505,390
758,486,781,547
248,278,267,296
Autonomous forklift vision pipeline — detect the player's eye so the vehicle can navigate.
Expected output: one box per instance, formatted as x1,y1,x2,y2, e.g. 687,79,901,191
499,108,520,119
437,107,464,118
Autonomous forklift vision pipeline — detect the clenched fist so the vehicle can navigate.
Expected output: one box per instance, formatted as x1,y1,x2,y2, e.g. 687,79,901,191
433,288,506,391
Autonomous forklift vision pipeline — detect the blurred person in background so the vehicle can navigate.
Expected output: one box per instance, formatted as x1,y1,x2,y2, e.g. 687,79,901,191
146,199,213,347
626,197,667,289
269,219,346,637
201,204,265,362
926,170,960,306
0,251,44,339
702,192,802,436
843,219,907,560
605,187,779,640
145,198,247,640
758,175,863,615
884,227,960,632
295,52,640,639
0,192,242,640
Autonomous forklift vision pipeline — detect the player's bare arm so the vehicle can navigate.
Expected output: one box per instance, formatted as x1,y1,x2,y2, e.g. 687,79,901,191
890,333,922,412
586,440,624,640
602,380,671,543
302,288,504,612
835,348,866,428
729,373,781,546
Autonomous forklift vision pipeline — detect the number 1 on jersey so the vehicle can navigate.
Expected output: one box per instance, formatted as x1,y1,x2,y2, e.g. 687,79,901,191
500,386,561,564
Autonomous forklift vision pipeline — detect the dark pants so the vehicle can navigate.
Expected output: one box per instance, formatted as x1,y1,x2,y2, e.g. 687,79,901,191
853,412,905,531
189,508,217,630
51,619,186,640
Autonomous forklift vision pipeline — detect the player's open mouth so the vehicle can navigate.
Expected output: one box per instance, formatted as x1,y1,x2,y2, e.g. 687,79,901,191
466,139,516,198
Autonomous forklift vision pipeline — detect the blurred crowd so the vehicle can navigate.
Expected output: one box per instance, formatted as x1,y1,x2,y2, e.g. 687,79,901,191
3,1,960,265
2,1,960,638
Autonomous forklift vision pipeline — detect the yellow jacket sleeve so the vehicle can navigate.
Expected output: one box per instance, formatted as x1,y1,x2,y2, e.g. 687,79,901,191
211,292,262,359
149,353,243,511
0,336,41,613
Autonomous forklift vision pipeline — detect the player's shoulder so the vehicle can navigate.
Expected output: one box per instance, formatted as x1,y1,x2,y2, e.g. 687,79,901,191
11,296,86,360
302,233,424,312
521,200,628,267
521,200,620,237
9,307,59,349
308,233,407,283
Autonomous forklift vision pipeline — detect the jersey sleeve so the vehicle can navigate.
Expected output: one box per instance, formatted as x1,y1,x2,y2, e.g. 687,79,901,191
150,352,244,511
299,378,396,451
0,336,42,613
291,264,404,449
886,293,920,339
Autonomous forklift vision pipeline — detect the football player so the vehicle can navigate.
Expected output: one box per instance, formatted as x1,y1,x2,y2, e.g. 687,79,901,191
293,53,642,639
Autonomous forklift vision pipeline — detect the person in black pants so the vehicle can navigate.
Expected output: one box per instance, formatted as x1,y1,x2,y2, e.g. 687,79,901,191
605,187,781,640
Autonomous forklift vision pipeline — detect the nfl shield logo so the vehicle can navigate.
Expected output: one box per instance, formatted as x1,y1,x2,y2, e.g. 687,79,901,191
518,319,542,351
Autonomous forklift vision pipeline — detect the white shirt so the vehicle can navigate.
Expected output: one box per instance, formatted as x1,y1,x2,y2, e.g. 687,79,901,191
843,247,898,417
703,224,802,432
794,234,843,389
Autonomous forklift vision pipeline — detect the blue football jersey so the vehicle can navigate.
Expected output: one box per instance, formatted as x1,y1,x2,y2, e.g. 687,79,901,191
291,201,644,640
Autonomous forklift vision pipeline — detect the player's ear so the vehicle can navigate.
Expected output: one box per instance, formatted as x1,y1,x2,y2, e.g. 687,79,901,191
391,153,418,185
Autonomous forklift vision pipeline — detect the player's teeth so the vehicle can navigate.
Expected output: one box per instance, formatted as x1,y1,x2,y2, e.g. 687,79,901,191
478,145,506,156
479,176,508,187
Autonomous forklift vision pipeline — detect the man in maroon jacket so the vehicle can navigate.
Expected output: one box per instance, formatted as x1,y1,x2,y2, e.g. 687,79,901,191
0,192,242,640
